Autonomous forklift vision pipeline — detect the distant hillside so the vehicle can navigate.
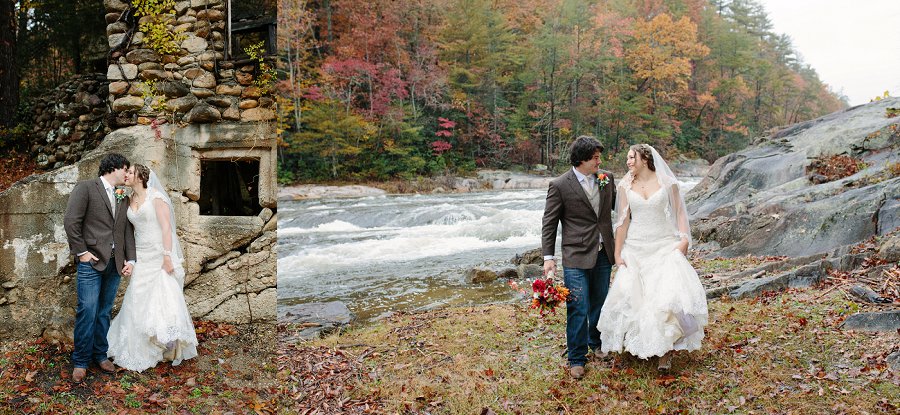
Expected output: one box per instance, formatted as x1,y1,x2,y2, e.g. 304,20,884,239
279,0,847,182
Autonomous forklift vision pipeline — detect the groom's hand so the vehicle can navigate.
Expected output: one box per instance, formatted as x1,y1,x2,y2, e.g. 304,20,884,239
78,252,98,263
121,263,133,276
543,259,556,278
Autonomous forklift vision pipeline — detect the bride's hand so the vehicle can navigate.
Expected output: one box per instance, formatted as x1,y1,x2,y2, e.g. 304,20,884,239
162,256,174,275
615,257,626,267
676,239,689,256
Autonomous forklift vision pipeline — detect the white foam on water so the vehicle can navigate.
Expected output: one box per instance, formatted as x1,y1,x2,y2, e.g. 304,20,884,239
277,207,543,278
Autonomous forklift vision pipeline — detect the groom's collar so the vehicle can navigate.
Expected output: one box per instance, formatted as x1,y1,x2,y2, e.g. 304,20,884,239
572,167,591,183
99,176,114,190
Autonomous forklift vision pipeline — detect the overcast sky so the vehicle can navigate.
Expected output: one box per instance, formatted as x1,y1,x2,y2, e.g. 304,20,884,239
758,0,900,106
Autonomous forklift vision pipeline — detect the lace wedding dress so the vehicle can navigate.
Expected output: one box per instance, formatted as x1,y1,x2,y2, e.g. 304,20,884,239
597,185,708,359
107,187,198,371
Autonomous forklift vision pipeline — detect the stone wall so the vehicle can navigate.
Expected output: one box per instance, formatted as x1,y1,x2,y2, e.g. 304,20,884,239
28,74,111,171
0,124,277,342
104,0,276,127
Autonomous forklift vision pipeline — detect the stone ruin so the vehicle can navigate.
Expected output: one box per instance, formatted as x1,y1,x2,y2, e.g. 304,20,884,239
0,0,278,342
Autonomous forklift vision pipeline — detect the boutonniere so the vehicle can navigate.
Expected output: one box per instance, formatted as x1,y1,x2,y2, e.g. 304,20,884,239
595,173,610,189
114,187,126,203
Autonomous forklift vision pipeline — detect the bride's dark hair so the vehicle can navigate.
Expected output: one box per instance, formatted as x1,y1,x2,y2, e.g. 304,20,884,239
133,164,151,188
629,144,655,172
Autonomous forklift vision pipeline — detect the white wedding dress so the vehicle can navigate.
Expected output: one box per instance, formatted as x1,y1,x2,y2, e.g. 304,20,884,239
107,187,198,372
597,186,708,359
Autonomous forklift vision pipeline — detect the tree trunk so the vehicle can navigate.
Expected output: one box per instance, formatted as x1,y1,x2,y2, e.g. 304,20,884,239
0,0,19,128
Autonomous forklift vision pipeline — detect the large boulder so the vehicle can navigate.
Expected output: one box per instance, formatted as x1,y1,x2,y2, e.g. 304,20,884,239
687,97,900,258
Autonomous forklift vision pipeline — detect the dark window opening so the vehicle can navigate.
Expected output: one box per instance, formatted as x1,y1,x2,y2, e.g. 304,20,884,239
226,0,277,60
199,159,263,216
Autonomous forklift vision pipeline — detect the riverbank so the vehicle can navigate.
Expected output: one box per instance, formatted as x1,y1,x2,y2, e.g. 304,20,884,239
278,288,898,414
279,160,709,200
278,170,555,200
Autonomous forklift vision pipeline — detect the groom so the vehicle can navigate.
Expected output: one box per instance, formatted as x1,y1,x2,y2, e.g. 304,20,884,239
541,135,616,379
64,153,136,382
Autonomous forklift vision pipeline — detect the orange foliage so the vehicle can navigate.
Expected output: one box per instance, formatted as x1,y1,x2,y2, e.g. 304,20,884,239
626,13,710,95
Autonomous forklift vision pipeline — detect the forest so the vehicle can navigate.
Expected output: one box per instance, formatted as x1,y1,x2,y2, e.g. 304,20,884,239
0,0,108,143
278,0,847,183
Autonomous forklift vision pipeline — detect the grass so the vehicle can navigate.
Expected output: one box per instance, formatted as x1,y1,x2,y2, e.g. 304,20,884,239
281,289,899,414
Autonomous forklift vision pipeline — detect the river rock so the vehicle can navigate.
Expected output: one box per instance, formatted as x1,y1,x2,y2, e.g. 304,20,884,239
126,49,160,64
466,268,498,283
516,264,544,279
497,268,519,280
240,107,275,122
181,35,208,54
842,310,900,332
156,80,190,98
166,95,198,113
107,63,137,80
512,248,544,266
112,96,145,112
185,102,221,123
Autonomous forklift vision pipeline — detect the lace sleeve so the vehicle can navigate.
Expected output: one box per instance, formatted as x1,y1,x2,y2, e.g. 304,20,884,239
612,172,632,234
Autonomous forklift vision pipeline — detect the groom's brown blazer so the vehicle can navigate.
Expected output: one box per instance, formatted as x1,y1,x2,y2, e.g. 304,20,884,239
64,177,136,274
541,168,616,269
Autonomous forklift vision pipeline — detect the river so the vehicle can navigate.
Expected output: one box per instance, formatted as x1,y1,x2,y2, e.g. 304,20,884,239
278,179,700,322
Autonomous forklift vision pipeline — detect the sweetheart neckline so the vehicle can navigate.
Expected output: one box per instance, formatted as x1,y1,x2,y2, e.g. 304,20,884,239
629,186,663,201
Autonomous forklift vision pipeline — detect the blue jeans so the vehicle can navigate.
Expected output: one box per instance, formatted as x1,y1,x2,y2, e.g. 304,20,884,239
563,249,612,367
72,260,121,368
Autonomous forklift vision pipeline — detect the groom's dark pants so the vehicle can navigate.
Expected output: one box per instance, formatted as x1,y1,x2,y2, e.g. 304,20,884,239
563,249,612,367
73,259,121,369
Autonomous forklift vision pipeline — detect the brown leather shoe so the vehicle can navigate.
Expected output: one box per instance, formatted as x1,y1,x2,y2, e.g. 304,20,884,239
72,367,87,383
657,352,673,371
569,365,585,379
98,359,116,373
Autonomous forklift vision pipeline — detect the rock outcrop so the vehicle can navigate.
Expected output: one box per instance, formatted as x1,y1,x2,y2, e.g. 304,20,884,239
687,97,900,258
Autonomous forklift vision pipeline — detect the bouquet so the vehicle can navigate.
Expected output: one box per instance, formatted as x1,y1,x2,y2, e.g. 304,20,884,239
509,278,571,317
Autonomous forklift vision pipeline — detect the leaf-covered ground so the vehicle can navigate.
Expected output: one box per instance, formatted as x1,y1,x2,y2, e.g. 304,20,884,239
279,253,900,414
0,321,278,414
0,150,38,193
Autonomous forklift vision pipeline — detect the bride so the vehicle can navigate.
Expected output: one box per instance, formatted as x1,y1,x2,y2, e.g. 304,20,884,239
597,144,708,370
107,164,198,372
